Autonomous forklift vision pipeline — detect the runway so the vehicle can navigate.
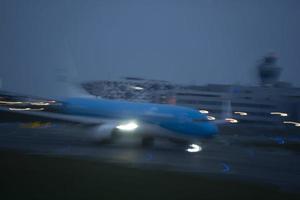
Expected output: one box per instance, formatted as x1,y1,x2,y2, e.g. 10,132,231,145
0,123,299,192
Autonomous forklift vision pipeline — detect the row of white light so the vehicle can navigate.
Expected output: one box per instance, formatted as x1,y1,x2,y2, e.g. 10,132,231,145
200,108,294,125
206,115,239,123
0,100,54,106
201,109,289,117
200,110,241,123
199,110,218,122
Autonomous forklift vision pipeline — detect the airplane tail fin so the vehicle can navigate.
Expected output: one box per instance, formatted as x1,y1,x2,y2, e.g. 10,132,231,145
54,67,94,98
52,38,94,99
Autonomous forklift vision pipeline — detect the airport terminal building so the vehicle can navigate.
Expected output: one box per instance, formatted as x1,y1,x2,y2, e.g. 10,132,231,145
174,84,300,127
82,77,300,128
82,55,300,128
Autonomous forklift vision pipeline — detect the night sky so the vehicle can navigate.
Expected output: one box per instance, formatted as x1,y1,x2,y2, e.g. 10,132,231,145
0,0,299,97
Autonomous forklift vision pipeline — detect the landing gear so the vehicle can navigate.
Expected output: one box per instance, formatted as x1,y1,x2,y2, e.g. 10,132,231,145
141,137,154,148
169,138,189,146
94,132,120,145
110,132,120,142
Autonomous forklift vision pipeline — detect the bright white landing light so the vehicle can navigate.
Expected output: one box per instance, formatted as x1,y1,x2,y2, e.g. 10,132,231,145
116,122,138,131
186,144,202,153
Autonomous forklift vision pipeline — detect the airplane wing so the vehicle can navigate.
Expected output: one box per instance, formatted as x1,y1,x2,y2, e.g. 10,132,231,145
0,106,112,125
0,90,112,125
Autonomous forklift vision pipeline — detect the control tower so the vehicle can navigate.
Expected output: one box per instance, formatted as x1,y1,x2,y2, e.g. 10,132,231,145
258,53,282,87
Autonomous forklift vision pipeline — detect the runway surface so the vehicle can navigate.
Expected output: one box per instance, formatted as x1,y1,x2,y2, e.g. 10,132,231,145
0,123,299,192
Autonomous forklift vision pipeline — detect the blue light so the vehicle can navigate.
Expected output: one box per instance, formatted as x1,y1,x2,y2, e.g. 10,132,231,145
273,136,285,145
221,162,231,173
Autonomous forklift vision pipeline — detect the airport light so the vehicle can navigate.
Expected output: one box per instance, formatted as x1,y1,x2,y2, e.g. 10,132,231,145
0,100,54,106
30,108,45,111
283,121,300,127
116,121,138,131
234,111,247,116
207,116,216,121
0,100,23,105
225,118,238,123
130,86,144,91
270,112,288,117
186,144,202,153
9,107,44,111
199,110,209,114
30,102,50,106
9,108,31,111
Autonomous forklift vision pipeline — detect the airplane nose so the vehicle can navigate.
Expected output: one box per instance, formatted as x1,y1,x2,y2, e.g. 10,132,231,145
205,123,219,136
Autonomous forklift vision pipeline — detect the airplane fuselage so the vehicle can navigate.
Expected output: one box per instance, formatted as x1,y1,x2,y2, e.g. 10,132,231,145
60,97,218,139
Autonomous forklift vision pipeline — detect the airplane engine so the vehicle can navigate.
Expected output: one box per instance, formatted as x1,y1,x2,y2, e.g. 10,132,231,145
88,123,118,142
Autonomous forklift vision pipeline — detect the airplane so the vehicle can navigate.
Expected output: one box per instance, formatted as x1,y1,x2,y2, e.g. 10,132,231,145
0,89,219,153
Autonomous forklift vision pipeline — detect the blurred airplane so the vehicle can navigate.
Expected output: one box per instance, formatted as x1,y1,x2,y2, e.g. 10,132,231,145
0,90,218,152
